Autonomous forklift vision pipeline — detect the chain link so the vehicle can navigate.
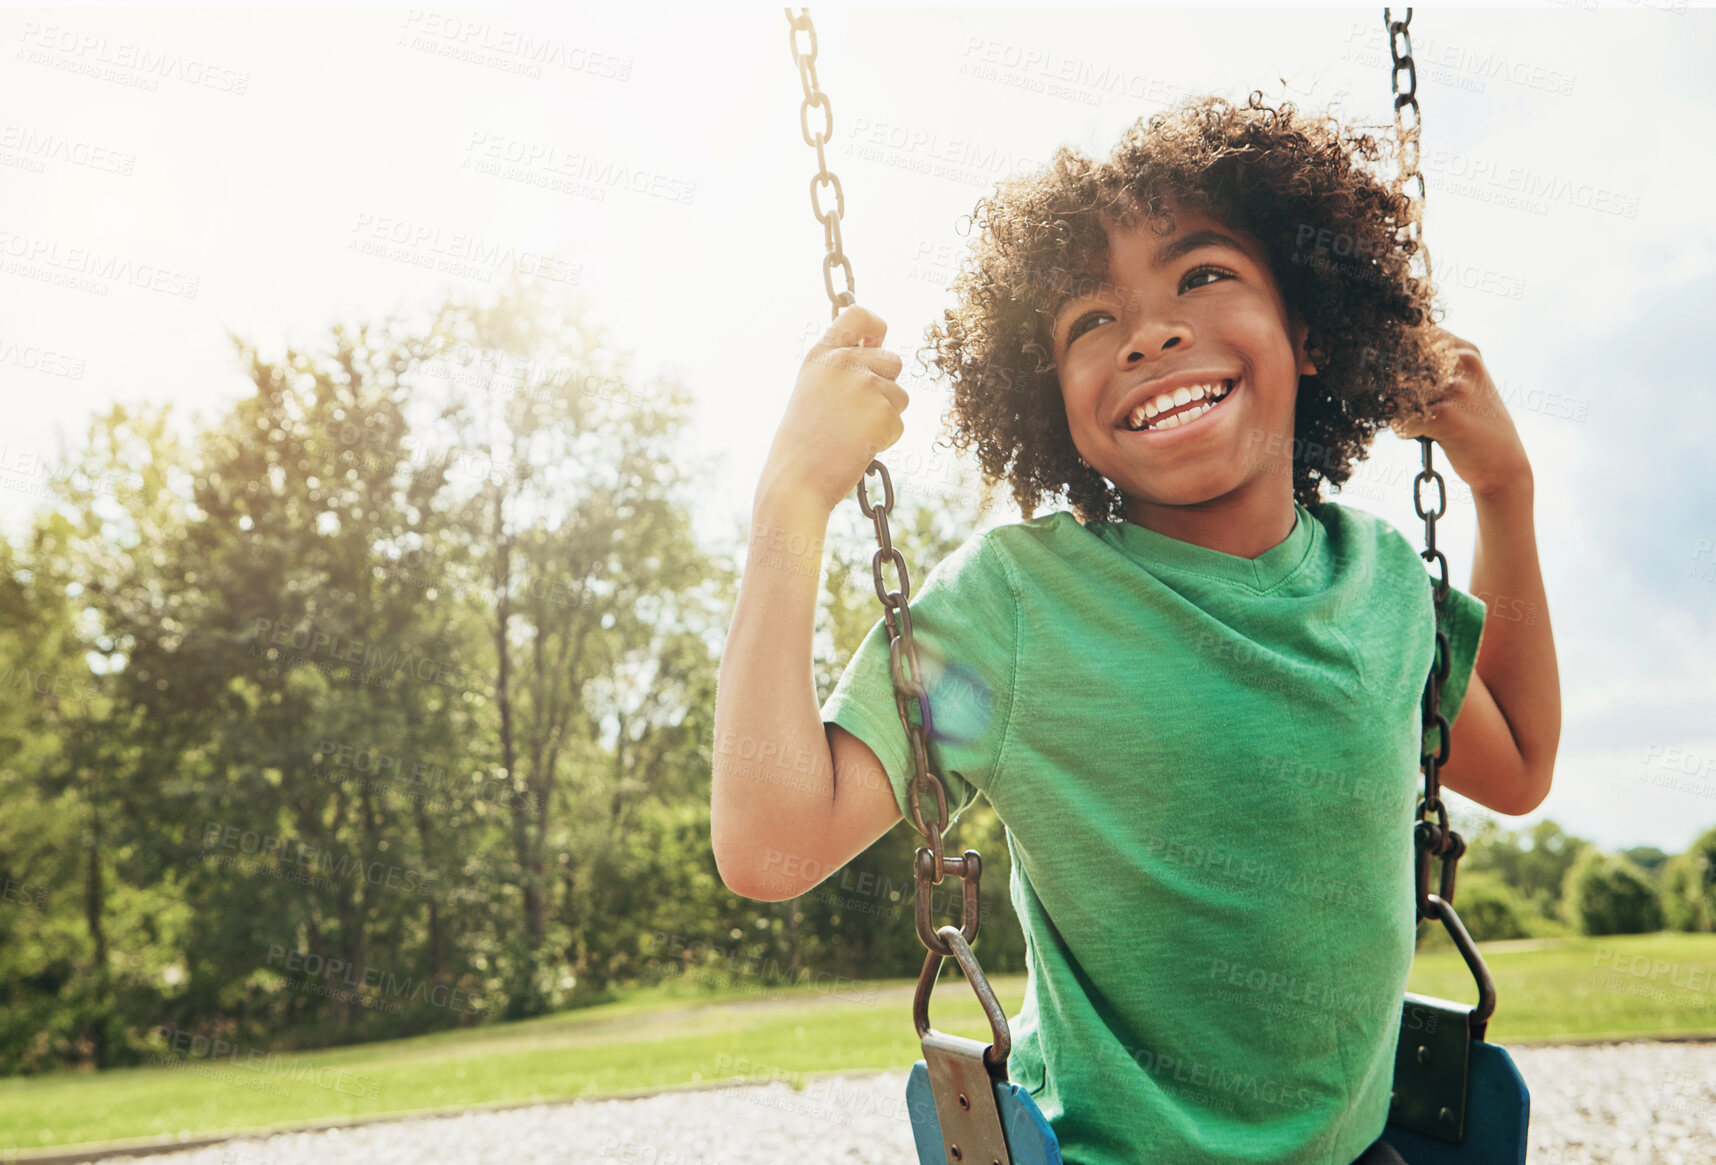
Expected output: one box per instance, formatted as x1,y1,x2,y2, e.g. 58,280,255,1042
785,9,858,314
784,9,955,914
1385,7,1432,288
1387,7,1462,921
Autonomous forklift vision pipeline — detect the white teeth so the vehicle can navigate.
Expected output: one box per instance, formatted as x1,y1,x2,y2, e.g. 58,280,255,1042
1124,380,1235,431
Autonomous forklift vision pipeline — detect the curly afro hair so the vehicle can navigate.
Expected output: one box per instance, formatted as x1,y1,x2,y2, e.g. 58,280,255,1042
917,91,1457,523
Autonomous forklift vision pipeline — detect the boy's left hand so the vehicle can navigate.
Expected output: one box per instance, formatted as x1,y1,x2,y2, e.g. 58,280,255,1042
1389,326,1531,497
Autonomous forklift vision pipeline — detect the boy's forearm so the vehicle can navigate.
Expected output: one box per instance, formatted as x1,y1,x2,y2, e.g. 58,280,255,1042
711,489,839,897
1466,472,1561,787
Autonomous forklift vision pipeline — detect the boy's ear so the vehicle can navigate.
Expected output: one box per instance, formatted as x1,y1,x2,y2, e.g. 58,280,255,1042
1290,307,1319,377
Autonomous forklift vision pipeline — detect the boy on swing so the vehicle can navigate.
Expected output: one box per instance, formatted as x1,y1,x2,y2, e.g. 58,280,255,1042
713,93,1560,1165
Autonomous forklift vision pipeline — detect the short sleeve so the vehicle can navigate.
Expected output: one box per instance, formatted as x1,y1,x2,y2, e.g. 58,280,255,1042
1423,583,1486,759
820,531,1017,830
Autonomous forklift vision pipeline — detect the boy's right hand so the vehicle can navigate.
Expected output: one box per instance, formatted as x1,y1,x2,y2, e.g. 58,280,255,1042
756,305,909,517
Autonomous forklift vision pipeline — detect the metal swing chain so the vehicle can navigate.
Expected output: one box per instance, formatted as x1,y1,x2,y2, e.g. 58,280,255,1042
783,9,975,959
1386,7,1466,922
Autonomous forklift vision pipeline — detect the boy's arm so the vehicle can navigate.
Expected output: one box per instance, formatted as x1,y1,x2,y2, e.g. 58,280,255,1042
711,493,906,902
1430,472,1560,817
710,493,838,900
1391,330,1561,818
711,304,912,901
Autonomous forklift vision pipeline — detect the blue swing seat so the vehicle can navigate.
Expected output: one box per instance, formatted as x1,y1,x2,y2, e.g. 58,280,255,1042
907,1059,1062,1165
1379,1037,1530,1165
906,1040,1527,1165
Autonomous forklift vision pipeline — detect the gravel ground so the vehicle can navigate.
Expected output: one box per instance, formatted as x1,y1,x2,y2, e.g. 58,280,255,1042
90,1041,1716,1165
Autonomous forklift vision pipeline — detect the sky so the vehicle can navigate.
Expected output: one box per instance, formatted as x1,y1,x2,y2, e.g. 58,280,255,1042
1,4,1713,855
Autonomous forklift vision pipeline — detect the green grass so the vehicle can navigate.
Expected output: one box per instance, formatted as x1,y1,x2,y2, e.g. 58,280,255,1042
5,932,1716,1156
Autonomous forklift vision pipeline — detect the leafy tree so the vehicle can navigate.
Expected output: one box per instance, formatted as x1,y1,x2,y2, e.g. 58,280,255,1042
0,527,109,1072
1620,845,1669,879
1447,872,1534,941
1455,816,1594,923
1562,850,1665,936
405,278,728,1013
1659,829,1716,933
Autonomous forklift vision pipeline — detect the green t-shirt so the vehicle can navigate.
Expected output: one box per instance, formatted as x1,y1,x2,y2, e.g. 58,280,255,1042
819,499,1486,1165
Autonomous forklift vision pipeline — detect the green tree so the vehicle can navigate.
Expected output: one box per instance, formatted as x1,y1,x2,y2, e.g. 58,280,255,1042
3,403,202,1070
1456,816,1594,923
1620,845,1669,879
409,278,728,1013
1659,854,1713,932
1562,850,1665,936
0,524,113,1072
1659,829,1716,933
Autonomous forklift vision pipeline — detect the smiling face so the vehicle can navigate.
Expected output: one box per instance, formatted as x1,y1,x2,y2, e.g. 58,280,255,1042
1049,202,1318,522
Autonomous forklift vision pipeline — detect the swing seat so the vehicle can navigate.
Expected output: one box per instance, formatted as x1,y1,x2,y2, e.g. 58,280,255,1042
1378,993,1530,1165
907,1055,1061,1165
904,1030,1527,1165
905,929,1529,1165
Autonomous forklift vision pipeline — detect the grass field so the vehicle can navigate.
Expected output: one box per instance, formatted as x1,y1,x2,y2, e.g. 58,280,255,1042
4,932,1716,1156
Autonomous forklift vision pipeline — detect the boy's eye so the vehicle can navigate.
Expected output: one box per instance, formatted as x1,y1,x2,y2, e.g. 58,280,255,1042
1063,265,1237,346
1182,264,1236,291
1065,310,1112,345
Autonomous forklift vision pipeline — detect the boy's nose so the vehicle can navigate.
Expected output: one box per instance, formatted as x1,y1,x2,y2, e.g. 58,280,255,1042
1123,330,1188,366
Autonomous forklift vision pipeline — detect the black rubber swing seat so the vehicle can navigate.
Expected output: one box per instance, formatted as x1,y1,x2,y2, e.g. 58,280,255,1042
904,897,1529,1165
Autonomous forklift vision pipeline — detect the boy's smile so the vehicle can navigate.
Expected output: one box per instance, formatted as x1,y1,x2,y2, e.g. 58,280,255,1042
1049,202,1318,557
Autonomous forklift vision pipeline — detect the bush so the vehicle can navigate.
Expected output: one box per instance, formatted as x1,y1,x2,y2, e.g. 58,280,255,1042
1660,850,1716,932
1414,872,1535,952
1449,874,1535,941
1562,850,1665,936
1658,827,1716,933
